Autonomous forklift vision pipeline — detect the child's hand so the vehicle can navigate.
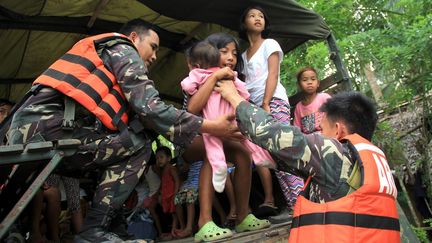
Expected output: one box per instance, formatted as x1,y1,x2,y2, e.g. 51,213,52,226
214,80,245,109
213,67,235,81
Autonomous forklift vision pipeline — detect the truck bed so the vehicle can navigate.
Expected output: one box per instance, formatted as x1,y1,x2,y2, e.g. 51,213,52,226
168,221,291,243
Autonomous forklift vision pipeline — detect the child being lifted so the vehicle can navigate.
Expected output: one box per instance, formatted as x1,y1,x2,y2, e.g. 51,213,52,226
181,41,275,193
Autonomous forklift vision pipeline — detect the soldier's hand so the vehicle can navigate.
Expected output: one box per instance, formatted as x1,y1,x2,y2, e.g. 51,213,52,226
215,80,245,109
201,114,241,139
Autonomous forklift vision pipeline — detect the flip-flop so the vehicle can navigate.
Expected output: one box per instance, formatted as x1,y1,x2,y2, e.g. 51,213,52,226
259,202,278,210
255,202,278,218
235,214,271,233
194,221,233,242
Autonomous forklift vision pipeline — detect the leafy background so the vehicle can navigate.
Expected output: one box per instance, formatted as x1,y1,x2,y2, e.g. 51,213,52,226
280,0,431,109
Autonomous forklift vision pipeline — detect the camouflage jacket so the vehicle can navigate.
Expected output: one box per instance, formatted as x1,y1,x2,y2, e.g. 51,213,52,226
236,101,357,203
101,39,202,146
8,37,202,147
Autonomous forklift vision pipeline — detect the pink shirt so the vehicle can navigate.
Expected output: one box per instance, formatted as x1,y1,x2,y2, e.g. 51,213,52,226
294,92,331,134
181,67,275,192
181,67,250,109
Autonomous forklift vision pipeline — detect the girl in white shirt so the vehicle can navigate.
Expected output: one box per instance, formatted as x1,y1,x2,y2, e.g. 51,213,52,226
240,6,303,218
239,6,290,120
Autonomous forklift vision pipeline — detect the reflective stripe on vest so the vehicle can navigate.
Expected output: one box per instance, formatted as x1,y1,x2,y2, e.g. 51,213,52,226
291,211,400,231
33,33,132,131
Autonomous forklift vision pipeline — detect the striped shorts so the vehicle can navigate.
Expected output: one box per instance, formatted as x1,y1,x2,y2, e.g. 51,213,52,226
269,97,304,208
269,97,291,123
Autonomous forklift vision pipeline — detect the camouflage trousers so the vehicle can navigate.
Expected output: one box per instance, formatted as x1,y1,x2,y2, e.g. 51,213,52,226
82,133,151,230
7,113,152,228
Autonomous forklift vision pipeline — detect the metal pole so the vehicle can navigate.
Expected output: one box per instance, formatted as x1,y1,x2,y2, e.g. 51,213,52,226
326,33,352,91
0,152,64,238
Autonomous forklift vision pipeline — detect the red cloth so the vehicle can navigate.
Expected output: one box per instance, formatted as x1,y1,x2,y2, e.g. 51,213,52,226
161,166,176,213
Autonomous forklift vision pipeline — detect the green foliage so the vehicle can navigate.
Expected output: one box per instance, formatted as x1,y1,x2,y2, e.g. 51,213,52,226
281,41,331,96
412,218,432,242
412,226,429,243
281,0,432,109
373,121,406,166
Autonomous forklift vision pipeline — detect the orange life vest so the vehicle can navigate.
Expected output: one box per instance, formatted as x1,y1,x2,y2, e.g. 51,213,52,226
289,134,400,243
33,33,134,131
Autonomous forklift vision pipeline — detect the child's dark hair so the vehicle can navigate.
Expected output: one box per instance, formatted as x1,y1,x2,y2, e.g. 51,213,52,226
296,67,318,84
156,146,172,158
239,6,271,41
319,92,378,140
0,98,14,107
187,41,220,69
205,33,244,79
119,18,158,37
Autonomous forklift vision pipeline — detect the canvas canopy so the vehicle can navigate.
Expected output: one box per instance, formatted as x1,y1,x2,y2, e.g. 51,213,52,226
0,0,331,104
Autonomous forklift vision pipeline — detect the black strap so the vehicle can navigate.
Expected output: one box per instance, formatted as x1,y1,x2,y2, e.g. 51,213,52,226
299,176,312,198
291,211,400,231
62,96,76,138
117,121,133,148
93,35,137,52
110,103,135,148
43,69,103,104
60,53,113,89
129,118,144,134
345,140,365,186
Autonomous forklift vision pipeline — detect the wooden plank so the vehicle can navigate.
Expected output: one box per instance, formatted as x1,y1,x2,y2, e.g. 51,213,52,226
168,221,291,243
0,144,23,155
26,141,53,153
57,139,81,149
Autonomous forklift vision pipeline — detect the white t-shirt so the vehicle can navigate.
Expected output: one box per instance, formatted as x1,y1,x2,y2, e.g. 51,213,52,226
242,38,288,106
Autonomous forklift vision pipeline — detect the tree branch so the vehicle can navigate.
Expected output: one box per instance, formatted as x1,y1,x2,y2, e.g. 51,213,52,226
355,8,405,16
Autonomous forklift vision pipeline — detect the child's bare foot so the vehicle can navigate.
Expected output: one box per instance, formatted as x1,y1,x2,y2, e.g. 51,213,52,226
173,228,192,238
159,232,172,241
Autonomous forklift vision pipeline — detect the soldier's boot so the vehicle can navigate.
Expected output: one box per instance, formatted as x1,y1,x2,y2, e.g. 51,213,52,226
75,206,142,243
109,207,135,240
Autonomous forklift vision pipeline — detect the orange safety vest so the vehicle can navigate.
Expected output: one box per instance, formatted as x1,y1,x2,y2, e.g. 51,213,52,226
289,134,400,243
33,33,133,131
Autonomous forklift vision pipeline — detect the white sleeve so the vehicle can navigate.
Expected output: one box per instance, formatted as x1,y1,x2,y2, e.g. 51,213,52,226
263,39,283,62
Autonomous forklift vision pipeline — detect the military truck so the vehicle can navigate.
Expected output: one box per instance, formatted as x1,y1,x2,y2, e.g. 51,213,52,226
0,0,376,242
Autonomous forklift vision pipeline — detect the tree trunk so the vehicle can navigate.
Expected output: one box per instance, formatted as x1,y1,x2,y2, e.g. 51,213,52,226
364,63,384,106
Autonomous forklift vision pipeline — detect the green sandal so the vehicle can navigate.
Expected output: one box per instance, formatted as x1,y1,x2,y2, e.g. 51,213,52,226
235,214,271,233
194,221,233,242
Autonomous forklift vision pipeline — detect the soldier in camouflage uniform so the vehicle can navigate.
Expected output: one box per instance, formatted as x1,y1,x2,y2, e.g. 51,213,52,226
6,19,237,242
218,84,405,241
215,81,382,203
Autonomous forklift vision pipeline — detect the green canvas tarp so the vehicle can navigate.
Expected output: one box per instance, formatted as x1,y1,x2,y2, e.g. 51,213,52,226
0,0,330,104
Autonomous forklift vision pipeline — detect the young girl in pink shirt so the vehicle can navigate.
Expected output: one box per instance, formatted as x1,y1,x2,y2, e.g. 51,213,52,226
181,41,275,193
182,33,271,242
294,67,331,134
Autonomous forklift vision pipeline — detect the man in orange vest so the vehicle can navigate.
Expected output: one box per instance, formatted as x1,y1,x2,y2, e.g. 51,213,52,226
5,19,239,242
215,80,400,243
